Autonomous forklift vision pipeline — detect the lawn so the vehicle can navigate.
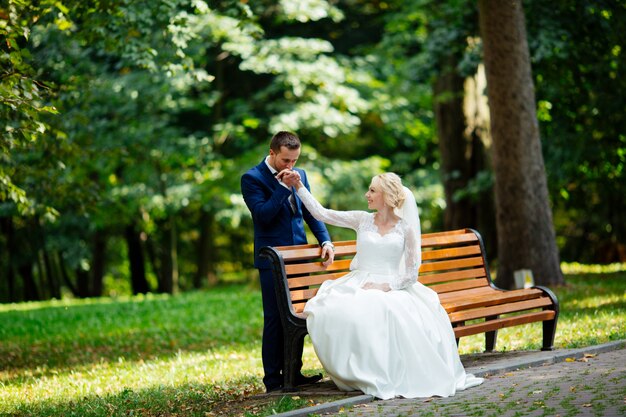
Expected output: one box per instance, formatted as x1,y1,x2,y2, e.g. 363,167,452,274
1,270,625,416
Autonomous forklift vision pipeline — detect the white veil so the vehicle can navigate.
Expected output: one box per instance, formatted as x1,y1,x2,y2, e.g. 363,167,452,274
395,186,422,275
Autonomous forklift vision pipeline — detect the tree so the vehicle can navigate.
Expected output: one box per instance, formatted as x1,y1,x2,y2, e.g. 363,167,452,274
0,1,59,213
0,0,374,300
524,0,626,263
478,0,564,287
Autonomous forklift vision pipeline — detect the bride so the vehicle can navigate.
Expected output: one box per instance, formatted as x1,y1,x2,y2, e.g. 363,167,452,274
293,172,483,400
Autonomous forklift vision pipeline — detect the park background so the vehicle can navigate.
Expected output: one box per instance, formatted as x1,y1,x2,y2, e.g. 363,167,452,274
1,1,625,416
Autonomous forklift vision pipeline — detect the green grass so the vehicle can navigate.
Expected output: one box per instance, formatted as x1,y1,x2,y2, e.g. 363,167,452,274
1,272,625,416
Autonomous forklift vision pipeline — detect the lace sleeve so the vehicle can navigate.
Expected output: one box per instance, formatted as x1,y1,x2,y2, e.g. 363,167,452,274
390,221,422,290
297,186,364,230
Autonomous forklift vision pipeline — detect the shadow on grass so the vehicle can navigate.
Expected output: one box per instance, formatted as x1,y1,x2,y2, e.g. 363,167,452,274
6,375,263,417
0,286,264,378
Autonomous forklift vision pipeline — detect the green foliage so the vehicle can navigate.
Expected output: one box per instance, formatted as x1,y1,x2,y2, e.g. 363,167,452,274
1,0,625,302
0,1,59,214
525,0,626,262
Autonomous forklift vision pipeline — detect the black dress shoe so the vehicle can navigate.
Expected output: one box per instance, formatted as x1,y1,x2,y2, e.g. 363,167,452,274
294,373,323,386
265,383,283,393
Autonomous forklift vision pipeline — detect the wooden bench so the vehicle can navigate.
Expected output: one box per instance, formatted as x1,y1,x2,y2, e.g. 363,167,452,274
260,228,559,391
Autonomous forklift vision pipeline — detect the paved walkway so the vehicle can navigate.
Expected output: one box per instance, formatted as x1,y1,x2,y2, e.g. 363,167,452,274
275,340,626,417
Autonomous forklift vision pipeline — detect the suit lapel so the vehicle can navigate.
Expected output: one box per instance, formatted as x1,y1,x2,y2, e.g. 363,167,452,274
257,160,277,188
256,160,298,215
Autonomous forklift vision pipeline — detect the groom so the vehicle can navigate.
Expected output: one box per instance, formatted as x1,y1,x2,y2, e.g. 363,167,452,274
241,131,335,392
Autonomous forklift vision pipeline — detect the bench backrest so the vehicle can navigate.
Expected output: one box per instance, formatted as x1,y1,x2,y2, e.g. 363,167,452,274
269,228,491,315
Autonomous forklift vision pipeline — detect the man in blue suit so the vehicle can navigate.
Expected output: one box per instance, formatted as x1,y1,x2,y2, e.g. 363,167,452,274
241,131,335,392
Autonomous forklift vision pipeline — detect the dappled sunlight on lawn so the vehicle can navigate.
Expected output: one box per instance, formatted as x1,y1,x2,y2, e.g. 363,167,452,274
561,262,626,274
0,343,265,412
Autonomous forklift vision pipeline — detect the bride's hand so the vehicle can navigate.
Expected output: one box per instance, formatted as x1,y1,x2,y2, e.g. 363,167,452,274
362,282,391,292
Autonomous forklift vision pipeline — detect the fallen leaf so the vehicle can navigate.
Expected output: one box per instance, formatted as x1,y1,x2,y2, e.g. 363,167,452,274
582,403,592,408
583,353,596,358
578,357,589,362
565,357,576,362
569,386,577,392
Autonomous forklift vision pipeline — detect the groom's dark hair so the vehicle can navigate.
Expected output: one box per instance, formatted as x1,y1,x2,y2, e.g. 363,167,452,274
270,131,301,152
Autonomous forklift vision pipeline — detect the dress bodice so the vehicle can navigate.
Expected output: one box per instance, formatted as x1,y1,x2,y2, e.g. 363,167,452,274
297,186,421,290
354,217,404,276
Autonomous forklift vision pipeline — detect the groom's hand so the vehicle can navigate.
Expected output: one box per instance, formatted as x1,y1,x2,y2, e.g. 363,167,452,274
321,243,335,267
277,169,300,186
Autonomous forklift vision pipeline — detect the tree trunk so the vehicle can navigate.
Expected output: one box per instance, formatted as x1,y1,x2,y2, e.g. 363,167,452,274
57,252,78,296
7,265,16,303
158,218,178,294
10,218,41,301
478,0,564,288
434,63,474,230
38,222,61,299
1,217,17,302
125,222,150,294
19,264,40,301
195,210,218,288
145,235,162,285
76,268,90,297
435,60,497,259
154,162,178,294
91,230,106,296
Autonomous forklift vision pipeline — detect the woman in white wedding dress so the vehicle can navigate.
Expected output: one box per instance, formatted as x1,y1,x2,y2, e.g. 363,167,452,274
293,172,483,400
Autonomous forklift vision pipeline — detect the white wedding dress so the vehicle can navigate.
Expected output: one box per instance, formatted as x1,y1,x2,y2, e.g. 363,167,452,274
297,187,483,400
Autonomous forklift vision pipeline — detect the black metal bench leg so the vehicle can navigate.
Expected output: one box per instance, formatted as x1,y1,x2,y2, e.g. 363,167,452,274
282,331,306,391
485,316,499,352
541,317,557,351
282,334,298,391
485,330,498,352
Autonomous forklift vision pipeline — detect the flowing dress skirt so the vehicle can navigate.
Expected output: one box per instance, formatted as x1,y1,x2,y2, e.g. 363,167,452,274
304,270,483,400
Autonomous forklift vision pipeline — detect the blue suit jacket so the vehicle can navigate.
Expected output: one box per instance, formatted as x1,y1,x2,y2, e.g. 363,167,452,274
241,160,331,269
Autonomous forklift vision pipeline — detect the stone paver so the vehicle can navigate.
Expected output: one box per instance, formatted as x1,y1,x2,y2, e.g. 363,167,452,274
322,348,626,417
273,342,626,417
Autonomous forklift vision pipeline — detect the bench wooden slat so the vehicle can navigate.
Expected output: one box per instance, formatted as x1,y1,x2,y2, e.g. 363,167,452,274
291,287,320,302
288,272,348,288
285,259,352,275
419,267,486,285
419,256,485,273
441,288,545,312
448,297,554,323
420,229,468,238
421,245,482,261
437,286,495,301
421,232,478,248
429,277,490,294
280,244,358,261
453,310,556,338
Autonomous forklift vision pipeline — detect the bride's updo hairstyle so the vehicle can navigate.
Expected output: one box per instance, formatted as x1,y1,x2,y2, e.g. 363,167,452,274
372,173,406,209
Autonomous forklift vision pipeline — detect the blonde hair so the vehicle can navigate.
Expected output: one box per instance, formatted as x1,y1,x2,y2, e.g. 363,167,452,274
371,172,405,209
